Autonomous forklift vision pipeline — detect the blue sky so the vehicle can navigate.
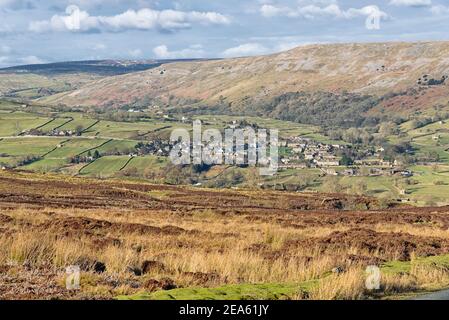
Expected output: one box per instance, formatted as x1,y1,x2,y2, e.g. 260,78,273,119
1,0,449,67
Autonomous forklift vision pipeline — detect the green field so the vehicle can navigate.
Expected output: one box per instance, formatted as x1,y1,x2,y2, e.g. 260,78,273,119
302,165,449,206
21,158,69,172
0,137,64,157
45,138,109,158
407,120,449,138
79,156,131,177
413,143,449,163
0,100,21,111
0,112,51,136
83,139,137,156
57,118,98,132
406,165,449,202
83,120,175,139
384,119,449,165
37,117,74,132
125,155,168,171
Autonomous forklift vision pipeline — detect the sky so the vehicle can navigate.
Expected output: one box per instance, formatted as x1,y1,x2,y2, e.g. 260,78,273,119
1,0,449,67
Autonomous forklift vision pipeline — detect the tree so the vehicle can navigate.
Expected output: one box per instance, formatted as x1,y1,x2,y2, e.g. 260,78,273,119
340,154,354,166
75,125,84,136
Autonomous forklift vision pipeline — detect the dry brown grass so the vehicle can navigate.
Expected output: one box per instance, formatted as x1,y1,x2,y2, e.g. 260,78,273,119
2,204,449,300
309,269,366,300
2,171,449,299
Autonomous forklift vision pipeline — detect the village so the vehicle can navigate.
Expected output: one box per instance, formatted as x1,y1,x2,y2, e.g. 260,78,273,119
15,116,414,180
279,136,413,178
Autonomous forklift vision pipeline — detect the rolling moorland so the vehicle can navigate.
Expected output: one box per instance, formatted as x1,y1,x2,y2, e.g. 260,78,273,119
2,170,449,300
0,59,203,100
41,42,449,117
0,41,449,299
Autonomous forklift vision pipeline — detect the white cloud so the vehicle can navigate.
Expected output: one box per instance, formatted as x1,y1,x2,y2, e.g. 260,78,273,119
29,6,231,33
128,48,143,58
221,41,331,58
20,55,44,64
298,0,338,4
295,4,346,19
430,5,449,15
153,44,205,59
0,54,45,67
260,4,289,17
275,42,307,51
222,43,269,58
345,5,389,19
260,3,389,20
389,0,432,7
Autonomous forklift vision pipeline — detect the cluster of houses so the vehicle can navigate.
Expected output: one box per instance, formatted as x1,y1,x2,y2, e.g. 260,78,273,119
322,167,413,178
20,128,80,137
279,136,414,178
281,137,343,167
49,129,79,137
136,140,172,157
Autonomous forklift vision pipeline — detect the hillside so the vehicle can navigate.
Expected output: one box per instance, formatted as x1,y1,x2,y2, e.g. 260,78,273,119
0,59,204,99
0,59,202,76
42,42,449,116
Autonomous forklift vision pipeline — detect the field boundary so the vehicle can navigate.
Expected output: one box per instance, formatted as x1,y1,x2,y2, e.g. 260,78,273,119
76,139,113,157
53,117,74,131
411,129,449,142
81,120,100,134
33,118,56,131
137,126,172,138
119,156,135,171
76,158,98,175
40,139,71,158
17,117,55,136
203,165,233,181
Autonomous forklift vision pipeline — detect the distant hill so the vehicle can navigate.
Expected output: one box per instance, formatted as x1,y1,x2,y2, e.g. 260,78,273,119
0,58,206,99
0,59,204,76
40,42,449,125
